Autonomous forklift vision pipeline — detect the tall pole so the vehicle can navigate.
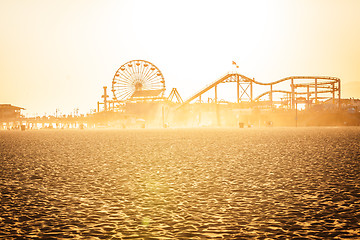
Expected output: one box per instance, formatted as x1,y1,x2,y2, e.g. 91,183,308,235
315,78,318,104
198,95,202,126
250,80,253,102
214,85,220,126
291,78,295,109
214,85,218,104
102,86,109,112
307,85,310,110
270,85,273,108
338,79,341,110
237,75,240,103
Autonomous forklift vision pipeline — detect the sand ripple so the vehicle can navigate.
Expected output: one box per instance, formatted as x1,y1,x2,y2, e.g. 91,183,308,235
1,128,359,239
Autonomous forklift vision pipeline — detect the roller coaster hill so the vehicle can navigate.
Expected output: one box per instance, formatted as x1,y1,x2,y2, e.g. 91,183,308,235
95,60,359,128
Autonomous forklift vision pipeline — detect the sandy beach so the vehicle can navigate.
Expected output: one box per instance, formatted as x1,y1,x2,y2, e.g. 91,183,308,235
1,127,359,239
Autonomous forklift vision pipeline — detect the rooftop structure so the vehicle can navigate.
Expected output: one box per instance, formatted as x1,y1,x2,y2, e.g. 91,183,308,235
0,104,25,121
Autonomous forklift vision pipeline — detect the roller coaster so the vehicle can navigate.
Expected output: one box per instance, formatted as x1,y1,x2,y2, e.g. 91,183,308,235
0,60,348,130
102,60,340,111
178,73,340,110
95,60,342,127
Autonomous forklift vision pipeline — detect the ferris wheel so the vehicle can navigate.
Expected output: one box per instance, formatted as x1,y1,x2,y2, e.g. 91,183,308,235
112,60,166,102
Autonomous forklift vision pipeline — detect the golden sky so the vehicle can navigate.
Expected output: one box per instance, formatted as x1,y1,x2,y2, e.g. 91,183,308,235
1,0,360,115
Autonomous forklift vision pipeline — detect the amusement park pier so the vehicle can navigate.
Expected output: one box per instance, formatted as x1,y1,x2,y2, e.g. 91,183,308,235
1,60,360,129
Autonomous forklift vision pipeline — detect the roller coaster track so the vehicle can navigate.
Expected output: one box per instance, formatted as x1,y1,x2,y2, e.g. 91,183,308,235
253,90,291,101
179,73,340,108
252,76,340,86
180,73,251,107
253,89,336,101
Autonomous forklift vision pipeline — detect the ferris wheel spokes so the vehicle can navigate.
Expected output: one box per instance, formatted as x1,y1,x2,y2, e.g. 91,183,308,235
112,60,166,102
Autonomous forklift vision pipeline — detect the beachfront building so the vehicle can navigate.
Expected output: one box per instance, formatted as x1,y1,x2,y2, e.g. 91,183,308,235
0,104,25,129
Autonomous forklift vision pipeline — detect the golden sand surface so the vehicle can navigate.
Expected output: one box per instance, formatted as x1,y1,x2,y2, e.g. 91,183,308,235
0,127,359,239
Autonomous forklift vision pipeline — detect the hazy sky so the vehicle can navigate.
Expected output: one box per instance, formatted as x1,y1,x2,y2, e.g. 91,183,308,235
1,0,360,115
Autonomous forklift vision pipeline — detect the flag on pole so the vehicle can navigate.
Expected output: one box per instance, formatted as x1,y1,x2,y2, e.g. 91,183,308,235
232,61,239,68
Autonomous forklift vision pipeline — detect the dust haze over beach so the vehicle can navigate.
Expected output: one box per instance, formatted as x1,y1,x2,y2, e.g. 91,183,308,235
1,128,359,239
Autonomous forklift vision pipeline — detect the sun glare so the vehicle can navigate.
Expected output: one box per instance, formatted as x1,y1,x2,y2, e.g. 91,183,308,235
1,1,360,239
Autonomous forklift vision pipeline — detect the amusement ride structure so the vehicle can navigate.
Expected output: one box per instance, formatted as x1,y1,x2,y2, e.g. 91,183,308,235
112,60,166,102
98,60,167,112
94,59,343,127
179,73,341,110
3,59,354,130
99,59,341,111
